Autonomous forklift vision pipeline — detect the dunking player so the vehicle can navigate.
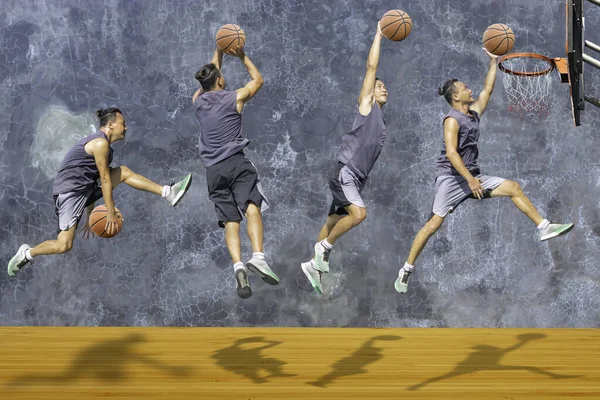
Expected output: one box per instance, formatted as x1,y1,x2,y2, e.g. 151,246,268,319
301,22,389,294
193,46,279,299
7,108,192,276
394,48,574,293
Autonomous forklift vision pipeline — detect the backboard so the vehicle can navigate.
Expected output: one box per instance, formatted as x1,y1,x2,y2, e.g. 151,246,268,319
566,0,584,126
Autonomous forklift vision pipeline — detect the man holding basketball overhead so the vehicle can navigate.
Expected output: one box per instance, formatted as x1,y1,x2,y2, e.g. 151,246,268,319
7,108,193,277
301,22,389,294
193,46,279,300
393,48,575,294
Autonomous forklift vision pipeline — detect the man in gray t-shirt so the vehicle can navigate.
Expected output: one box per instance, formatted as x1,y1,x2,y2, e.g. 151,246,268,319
193,46,279,300
301,22,389,295
394,48,575,294
7,108,192,277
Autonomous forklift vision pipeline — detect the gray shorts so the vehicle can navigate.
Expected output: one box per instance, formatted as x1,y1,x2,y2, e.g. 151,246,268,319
328,162,366,216
53,186,103,232
432,174,506,217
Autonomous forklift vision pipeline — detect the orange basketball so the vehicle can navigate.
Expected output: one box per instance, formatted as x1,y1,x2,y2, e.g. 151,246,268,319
88,204,123,238
380,10,412,41
483,23,515,55
215,24,246,53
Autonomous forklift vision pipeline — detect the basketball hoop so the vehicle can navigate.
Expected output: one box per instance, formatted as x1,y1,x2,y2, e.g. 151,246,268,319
498,52,556,118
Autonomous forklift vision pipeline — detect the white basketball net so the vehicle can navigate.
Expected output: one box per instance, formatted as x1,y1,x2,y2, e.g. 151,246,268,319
500,56,554,118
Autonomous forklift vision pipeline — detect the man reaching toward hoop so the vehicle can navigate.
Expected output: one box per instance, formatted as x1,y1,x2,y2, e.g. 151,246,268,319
394,48,574,294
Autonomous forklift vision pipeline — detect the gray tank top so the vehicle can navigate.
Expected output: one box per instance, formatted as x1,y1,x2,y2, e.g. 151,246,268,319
194,90,249,167
435,107,481,177
52,131,113,195
336,103,387,179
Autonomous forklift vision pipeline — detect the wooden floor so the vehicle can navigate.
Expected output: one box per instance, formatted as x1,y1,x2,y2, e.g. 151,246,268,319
0,327,598,399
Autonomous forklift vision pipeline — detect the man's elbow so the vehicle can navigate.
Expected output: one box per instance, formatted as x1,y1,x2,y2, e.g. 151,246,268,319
446,150,459,159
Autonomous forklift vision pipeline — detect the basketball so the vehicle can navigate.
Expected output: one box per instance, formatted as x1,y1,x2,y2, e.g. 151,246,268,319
483,23,515,55
88,204,123,238
215,24,246,53
380,10,412,41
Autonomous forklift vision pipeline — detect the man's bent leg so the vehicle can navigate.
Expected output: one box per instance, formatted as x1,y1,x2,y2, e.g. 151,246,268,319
490,180,543,225
8,226,77,276
490,179,574,241
395,214,445,294
111,166,192,207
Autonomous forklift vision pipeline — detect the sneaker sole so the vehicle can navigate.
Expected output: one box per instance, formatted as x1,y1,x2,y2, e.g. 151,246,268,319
235,269,252,299
301,263,323,295
540,223,575,241
246,262,279,285
171,174,192,207
394,280,408,294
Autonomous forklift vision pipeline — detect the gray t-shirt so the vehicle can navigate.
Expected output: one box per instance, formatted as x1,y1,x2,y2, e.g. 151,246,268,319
194,90,249,167
435,107,481,177
52,131,113,195
336,103,388,179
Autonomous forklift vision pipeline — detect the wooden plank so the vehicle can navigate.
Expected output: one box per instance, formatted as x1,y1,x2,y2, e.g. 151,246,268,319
0,327,598,399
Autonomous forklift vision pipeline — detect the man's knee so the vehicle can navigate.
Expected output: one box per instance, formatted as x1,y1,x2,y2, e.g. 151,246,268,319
244,202,261,219
349,207,367,226
424,215,444,236
56,239,73,254
506,180,523,196
119,166,133,180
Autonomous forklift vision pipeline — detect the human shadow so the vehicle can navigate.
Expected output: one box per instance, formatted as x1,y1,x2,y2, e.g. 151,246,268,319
211,336,296,384
5,332,192,388
308,335,401,388
407,333,583,390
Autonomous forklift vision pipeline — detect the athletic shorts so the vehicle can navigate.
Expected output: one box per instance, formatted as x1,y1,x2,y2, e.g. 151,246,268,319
205,152,269,228
53,185,103,233
431,174,506,218
328,162,366,216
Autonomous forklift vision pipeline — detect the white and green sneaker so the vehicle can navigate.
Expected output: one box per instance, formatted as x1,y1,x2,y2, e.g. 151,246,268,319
301,261,323,295
540,222,574,241
165,173,192,207
8,244,31,277
394,267,412,294
246,258,279,285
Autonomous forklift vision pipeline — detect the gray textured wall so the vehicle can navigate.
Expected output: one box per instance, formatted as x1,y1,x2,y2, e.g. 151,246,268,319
1,0,599,327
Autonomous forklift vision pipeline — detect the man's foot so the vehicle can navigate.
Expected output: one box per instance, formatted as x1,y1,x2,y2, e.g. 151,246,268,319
394,267,413,294
8,244,31,277
235,268,252,299
540,222,574,241
165,173,193,207
301,262,323,295
313,241,331,273
246,258,279,285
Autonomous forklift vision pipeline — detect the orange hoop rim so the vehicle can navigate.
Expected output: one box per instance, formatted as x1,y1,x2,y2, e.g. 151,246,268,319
498,52,556,77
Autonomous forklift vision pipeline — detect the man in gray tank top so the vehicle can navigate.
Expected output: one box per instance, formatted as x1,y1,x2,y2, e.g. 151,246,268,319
193,46,279,299
301,22,389,295
394,48,575,294
7,108,193,277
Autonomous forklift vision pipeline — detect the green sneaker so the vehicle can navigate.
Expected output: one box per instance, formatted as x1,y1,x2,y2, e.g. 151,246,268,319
301,261,323,294
394,267,412,294
246,258,279,285
540,222,574,241
8,244,31,277
165,173,192,207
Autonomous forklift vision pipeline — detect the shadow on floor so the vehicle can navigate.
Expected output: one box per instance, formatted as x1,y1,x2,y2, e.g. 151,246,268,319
211,336,296,384
308,334,402,388
407,333,583,390
5,332,193,388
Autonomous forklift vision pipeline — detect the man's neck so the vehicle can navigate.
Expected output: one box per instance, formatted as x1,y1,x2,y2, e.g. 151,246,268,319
452,102,471,115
